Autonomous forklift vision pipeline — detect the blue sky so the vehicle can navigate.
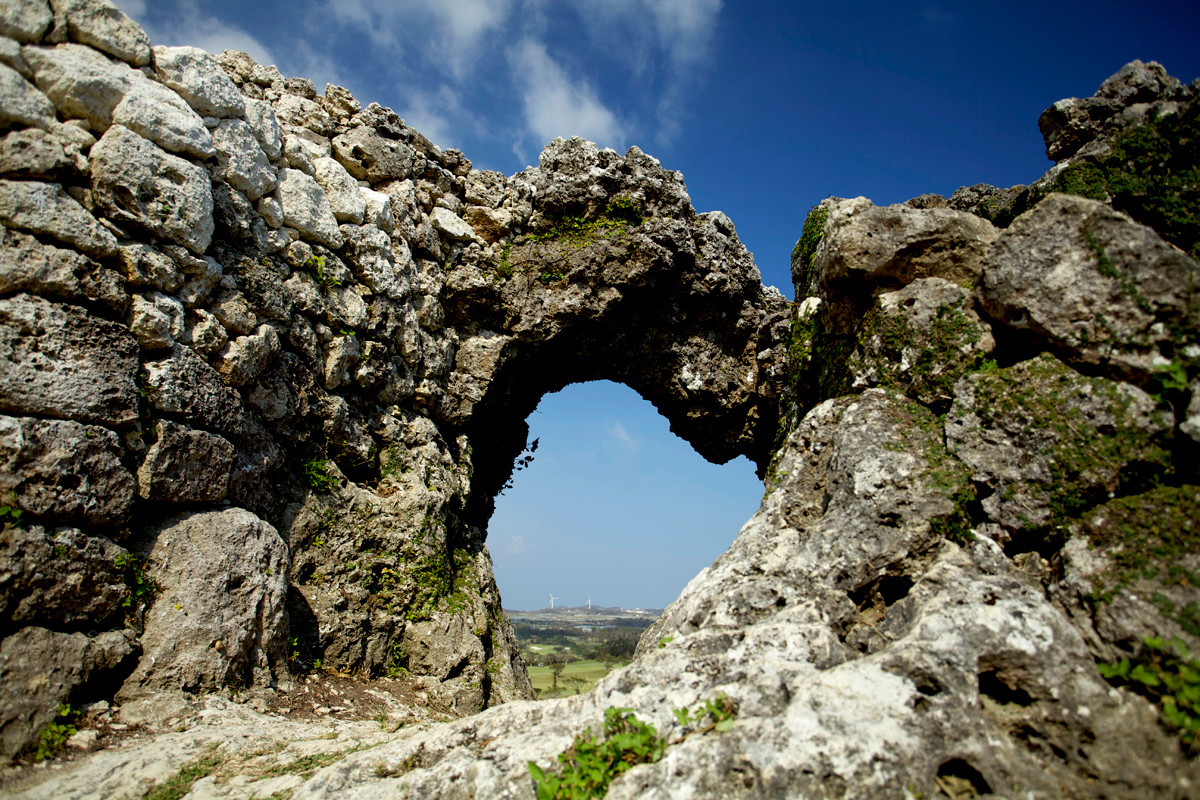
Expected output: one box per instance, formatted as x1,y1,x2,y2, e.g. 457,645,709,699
116,0,1200,610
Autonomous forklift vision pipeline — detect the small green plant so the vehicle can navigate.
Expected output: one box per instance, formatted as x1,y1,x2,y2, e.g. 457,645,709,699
33,704,78,761
115,552,157,613
0,502,25,526
303,458,339,492
656,636,674,649
142,748,224,799
791,204,829,296
306,254,340,288
1099,637,1200,753
529,697,736,799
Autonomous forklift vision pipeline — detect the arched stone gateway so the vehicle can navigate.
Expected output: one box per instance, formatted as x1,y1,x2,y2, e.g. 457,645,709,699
4,10,1200,797
0,21,792,752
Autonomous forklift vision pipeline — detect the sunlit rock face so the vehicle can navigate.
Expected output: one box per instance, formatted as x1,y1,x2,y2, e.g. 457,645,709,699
2,6,1199,798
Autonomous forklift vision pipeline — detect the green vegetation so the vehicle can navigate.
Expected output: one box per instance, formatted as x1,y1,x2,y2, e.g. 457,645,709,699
306,254,340,288
531,196,645,247
141,749,224,800
115,551,158,622
0,495,25,526
528,697,736,799
527,659,612,696
1077,485,1200,635
1099,638,1200,754
303,458,339,492
967,354,1172,524
791,204,829,297
1043,105,1200,259
32,704,78,762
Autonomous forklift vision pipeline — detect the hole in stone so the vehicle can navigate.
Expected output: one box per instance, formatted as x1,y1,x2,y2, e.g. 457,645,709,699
978,669,1035,706
445,655,470,681
935,758,992,797
488,381,762,616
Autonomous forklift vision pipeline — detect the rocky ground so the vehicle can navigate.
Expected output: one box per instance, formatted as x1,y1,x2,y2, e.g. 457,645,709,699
1,1,1199,798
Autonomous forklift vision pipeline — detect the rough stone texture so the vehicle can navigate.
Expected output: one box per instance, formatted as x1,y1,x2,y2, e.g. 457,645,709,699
0,414,135,524
243,97,282,159
150,45,244,118
0,127,73,177
0,227,125,311
978,193,1200,384
0,294,139,426
51,0,150,66
0,179,117,257
89,124,215,254
0,523,128,630
811,196,999,332
0,628,133,762
21,41,131,127
118,509,289,698
136,420,235,502
0,61,55,128
312,155,364,223
211,118,276,200
112,72,215,157
275,167,343,248
331,125,417,182
846,277,996,408
946,353,1173,534
0,0,53,43
141,344,247,437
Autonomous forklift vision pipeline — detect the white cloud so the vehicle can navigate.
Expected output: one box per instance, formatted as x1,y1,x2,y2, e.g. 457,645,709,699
605,420,639,451
319,0,515,80
499,533,530,556
509,39,627,150
115,0,277,67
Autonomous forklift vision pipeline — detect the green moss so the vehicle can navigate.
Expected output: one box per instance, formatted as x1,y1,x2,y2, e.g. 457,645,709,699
531,196,646,248
141,750,224,800
1044,106,1200,259
1077,485,1200,631
969,355,1173,524
890,398,976,545
792,205,829,298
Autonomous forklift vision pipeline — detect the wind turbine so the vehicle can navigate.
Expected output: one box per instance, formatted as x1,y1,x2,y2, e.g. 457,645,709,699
587,595,592,610
548,593,558,610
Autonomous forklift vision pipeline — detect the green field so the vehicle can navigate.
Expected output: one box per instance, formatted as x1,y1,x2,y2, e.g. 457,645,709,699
527,659,618,697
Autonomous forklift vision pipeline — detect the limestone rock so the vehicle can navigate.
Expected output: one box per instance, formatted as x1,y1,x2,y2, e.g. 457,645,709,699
213,323,281,387
0,294,138,426
0,0,52,43
945,353,1173,534
0,179,117,257
0,228,124,311
0,523,128,628
846,277,995,408
0,60,54,128
90,124,215,254
211,118,276,200
275,167,343,248
331,126,416,182
111,72,215,157
430,206,477,242
462,204,511,243
977,193,1200,384
0,628,133,762
360,186,394,232
271,92,331,135
243,97,282,159
0,414,135,524
21,41,131,128
137,420,234,502
51,0,150,65
812,196,999,331
151,45,244,118
117,508,289,696
141,344,246,437
128,291,184,350
0,127,72,176
339,222,408,300
312,155,364,223
117,242,182,293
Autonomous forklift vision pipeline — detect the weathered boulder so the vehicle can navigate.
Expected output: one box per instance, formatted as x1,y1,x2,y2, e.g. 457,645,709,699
21,41,131,127
0,228,124,311
211,118,276,200
89,124,215,254
136,420,235,502
275,167,343,248
0,294,139,426
0,627,134,761
331,125,417,182
117,508,289,697
243,97,282,159
112,72,215,157
977,193,1200,384
141,344,248,437
0,60,55,128
50,0,150,66
0,127,73,177
150,44,244,118
312,155,364,223
0,179,117,257
945,353,1173,535
0,414,135,524
127,291,184,349
0,0,52,43
0,523,128,631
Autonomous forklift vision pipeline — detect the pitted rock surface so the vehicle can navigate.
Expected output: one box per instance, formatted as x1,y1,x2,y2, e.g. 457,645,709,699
0,7,1198,798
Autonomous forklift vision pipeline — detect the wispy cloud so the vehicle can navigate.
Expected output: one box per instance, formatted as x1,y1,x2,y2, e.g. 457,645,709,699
605,420,639,452
509,38,627,151
113,0,277,67
498,533,530,557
